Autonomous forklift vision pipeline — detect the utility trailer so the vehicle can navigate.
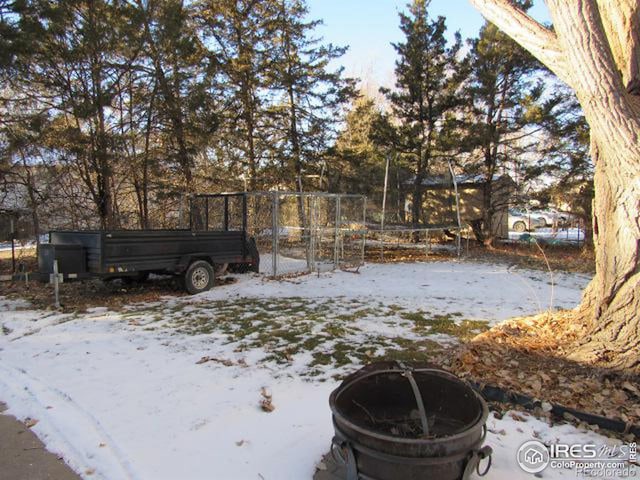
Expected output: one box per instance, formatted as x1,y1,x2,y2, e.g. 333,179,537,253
37,193,259,294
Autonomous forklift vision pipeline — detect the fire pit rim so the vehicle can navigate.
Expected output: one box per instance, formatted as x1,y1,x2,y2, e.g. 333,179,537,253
329,367,489,445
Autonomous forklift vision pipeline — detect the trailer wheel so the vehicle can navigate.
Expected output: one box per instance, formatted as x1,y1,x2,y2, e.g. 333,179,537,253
184,260,215,294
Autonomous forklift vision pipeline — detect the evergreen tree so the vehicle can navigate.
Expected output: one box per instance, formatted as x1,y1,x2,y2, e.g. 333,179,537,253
527,86,592,242
12,0,143,228
328,95,387,196
135,0,217,194
269,0,355,194
197,0,278,191
461,17,547,244
381,0,467,229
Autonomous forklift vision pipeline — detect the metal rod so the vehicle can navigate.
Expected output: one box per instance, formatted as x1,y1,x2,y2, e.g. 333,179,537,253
361,197,367,268
10,218,16,274
309,196,316,273
447,161,463,258
224,196,229,231
242,194,247,233
193,191,366,199
334,196,341,268
53,260,60,309
381,154,391,261
205,197,209,231
425,230,430,257
402,368,430,437
272,192,279,278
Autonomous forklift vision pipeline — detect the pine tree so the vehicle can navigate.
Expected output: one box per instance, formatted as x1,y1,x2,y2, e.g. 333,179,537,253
13,0,142,228
381,0,467,229
328,95,387,196
527,86,592,242
197,0,279,191
269,0,355,194
461,19,545,244
135,0,217,194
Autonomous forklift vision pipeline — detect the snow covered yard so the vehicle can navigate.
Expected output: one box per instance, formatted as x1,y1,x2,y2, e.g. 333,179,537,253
0,260,626,480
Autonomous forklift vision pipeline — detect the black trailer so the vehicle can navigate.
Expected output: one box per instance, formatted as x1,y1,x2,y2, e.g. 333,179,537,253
37,193,259,294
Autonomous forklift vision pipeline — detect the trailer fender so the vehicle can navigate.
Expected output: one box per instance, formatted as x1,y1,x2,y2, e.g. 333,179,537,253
175,254,220,274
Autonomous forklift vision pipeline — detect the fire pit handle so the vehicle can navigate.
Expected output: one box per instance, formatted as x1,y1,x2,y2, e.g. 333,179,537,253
330,437,359,480
462,444,493,479
399,364,430,437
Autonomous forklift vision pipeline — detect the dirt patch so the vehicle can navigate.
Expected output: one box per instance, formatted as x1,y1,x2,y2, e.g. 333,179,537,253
365,240,594,274
465,242,595,274
0,250,252,311
1,276,192,312
365,246,458,263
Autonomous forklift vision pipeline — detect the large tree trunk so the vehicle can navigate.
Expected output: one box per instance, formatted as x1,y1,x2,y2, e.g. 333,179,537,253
574,137,640,371
470,0,640,372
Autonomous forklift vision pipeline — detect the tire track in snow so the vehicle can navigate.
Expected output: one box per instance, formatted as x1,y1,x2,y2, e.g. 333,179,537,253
0,361,140,480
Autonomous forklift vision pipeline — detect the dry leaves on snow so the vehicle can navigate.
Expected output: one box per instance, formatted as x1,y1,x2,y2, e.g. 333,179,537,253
260,387,275,413
195,356,234,366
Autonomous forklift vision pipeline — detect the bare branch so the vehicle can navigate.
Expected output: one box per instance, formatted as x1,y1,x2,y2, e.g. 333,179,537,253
468,0,573,86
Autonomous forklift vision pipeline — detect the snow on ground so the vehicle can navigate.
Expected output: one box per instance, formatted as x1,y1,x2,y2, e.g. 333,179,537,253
1,260,622,480
509,227,586,244
249,260,589,317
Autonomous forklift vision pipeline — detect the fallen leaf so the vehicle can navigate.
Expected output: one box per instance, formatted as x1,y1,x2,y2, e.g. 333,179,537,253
25,418,38,428
510,412,527,422
539,372,551,382
260,399,275,413
260,387,275,412
529,378,542,393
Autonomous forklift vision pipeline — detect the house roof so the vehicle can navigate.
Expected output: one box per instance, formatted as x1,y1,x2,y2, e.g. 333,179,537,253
405,173,515,190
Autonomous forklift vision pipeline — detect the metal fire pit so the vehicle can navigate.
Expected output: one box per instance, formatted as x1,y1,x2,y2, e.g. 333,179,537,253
329,362,492,480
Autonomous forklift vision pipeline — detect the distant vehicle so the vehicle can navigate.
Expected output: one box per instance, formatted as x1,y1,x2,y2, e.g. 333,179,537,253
37,193,260,294
508,209,545,233
530,209,569,228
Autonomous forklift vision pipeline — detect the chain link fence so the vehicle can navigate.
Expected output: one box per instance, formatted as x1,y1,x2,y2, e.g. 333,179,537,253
245,192,366,277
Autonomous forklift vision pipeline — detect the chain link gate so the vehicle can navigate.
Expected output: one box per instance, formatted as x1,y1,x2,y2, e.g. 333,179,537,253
245,192,366,277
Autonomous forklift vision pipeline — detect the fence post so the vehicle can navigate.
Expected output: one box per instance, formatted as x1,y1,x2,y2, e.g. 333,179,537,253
309,195,316,273
334,196,341,269
362,197,367,268
53,260,61,309
272,192,279,278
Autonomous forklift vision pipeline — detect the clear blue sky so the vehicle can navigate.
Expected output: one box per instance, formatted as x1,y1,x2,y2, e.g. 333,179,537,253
306,0,551,89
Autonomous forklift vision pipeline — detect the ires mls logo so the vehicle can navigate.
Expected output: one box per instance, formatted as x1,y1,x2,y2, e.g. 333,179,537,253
517,440,639,477
517,440,550,473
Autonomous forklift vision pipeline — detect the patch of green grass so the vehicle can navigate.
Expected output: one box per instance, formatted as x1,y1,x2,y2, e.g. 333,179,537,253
400,310,489,340
124,296,487,378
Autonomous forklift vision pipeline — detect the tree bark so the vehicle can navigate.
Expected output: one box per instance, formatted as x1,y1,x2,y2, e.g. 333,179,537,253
470,0,640,372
